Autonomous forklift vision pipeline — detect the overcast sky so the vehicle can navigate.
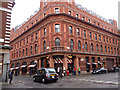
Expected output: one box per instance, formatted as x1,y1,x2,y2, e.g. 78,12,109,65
11,0,120,28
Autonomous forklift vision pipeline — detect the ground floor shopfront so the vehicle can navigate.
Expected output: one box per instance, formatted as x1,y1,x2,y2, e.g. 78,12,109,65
10,53,120,75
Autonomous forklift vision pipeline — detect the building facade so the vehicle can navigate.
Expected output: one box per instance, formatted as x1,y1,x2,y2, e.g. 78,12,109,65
0,0,15,81
10,0,120,75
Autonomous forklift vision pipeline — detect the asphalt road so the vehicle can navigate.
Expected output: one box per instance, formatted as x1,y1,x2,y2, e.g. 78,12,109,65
1,72,119,88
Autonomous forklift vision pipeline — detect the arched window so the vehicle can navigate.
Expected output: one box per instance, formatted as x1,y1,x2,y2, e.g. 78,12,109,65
100,45,103,53
108,47,110,53
78,40,81,51
43,41,46,51
96,44,99,52
70,39,74,50
91,43,93,52
55,38,60,46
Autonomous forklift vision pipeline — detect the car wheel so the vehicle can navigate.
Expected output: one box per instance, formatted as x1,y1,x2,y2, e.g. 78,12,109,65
33,77,37,82
42,78,46,84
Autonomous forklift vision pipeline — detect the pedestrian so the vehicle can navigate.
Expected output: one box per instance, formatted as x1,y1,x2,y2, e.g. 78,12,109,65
57,67,60,77
63,67,66,76
78,67,81,75
8,70,13,84
67,69,69,76
60,68,62,78
74,66,76,75
29,70,32,76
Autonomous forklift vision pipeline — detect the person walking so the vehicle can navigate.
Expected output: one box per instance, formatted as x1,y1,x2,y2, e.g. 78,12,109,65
78,67,81,75
63,67,66,76
74,66,76,75
57,67,60,77
9,70,13,84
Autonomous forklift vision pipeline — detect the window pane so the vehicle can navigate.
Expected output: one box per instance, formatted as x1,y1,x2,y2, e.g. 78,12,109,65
55,38,60,46
55,24,60,32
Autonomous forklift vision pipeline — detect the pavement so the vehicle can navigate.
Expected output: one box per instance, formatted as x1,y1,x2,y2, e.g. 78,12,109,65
1,72,119,88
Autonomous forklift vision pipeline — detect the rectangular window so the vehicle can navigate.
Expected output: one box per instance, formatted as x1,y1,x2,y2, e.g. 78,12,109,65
69,26,72,34
55,8,59,14
113,39,114,44
105,46,107,53
35,44,37,54
27,38,28,44
31,46,33,55
26,48,28,56
99,35,101,41
83,30,86,37
31,35,33,41
55,24,60,32
85,42,87,52
96,44,99,53
36,33,38,40
44,13,46,17
103,36,105,42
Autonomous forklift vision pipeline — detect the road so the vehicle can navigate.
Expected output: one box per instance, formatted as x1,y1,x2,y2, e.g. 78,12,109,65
1,72,119,88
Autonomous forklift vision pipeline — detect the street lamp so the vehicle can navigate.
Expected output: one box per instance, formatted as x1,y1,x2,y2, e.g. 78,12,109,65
5,61,10,82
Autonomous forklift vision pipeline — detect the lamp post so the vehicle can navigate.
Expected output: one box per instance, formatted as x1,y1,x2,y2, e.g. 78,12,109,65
5,61,10,82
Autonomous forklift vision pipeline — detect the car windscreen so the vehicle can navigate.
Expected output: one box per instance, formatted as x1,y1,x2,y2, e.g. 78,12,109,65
46,69,56,73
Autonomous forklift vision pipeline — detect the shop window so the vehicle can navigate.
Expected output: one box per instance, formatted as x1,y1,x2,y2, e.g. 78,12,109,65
55,24,60,32
55,38,60,46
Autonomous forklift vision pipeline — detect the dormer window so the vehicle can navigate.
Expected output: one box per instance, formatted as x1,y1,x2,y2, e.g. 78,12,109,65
69,11,71,16
76,14,78,18
82,17,85,21
55,8,59,14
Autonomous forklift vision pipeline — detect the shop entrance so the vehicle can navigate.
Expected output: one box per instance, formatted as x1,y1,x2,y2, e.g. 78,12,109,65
53,56,63,73
67,57,74,73
21,62,27,74
86,57,90,72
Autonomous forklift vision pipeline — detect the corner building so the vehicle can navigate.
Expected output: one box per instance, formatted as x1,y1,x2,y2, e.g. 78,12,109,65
10,0,120,74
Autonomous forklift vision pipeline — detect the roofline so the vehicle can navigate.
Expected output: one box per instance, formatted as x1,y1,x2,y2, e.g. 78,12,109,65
10,13,120,43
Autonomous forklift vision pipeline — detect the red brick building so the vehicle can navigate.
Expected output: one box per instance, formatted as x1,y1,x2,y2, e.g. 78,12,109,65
10,0,120,74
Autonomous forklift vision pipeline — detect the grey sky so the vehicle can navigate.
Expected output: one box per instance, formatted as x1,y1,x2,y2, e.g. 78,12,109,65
11,0,120,28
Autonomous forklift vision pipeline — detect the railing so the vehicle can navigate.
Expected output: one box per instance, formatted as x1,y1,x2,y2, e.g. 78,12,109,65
51,46,64,51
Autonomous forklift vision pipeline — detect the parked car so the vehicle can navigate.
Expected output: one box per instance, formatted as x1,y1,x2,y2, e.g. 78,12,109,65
33,68,59,83
92,68,107,74
108,67,119,72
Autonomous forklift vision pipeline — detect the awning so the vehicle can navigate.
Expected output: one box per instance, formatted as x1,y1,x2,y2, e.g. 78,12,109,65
87,63,91,65
67,58,72,63
92,63,97,65
15,67,19,69
10,68,14,70
29,65,36,68
21,65,27,68
54,58,63,63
